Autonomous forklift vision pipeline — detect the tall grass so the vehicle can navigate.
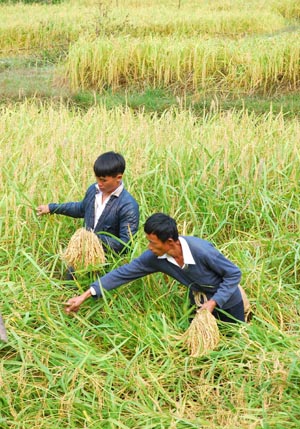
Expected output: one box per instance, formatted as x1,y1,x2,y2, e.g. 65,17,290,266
64,32,300,94
1,0,299,56
271,0,300,19
0,3,99,56
1,102,300,427
96,9,287,38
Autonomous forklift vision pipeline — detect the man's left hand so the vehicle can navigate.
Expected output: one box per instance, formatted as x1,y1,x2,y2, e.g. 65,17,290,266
197,299,217,314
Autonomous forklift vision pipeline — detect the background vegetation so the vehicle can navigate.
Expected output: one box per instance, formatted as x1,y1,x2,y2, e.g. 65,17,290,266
0,0,300,428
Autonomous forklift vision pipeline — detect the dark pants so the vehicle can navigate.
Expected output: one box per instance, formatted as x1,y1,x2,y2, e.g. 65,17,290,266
189,289,245,323
212,301,245,323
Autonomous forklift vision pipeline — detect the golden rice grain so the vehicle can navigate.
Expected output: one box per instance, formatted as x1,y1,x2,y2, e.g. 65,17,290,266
62,228,105,269
183,309,220,357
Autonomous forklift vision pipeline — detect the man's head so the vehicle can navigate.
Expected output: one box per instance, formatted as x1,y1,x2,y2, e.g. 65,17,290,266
94,151,125,195
94,151,126,177
144,213,179,256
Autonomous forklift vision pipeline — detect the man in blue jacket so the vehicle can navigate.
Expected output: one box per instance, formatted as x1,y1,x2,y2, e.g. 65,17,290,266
65,213,244,323
37,151,139,276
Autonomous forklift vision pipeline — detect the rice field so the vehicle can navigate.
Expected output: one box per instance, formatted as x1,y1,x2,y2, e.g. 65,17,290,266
1,103,300,428
0,0,299,98
65,32,300,94
1,0,299,55
1,0,300,427
0,2,101,56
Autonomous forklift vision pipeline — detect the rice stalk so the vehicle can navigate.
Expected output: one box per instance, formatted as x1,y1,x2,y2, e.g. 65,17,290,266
1,102,300,427
65,32,300,94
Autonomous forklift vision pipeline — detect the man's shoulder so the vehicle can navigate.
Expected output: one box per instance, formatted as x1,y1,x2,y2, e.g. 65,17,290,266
182,235,214,251
119,188,139,206
182,235,209,244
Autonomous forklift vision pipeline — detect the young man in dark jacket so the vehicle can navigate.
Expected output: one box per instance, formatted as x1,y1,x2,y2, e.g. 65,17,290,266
65,213,244,323
37,152,139,275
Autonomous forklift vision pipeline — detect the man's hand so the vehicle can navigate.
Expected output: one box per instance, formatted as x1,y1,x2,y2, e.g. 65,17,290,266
197,299,217,314
37,204,50,216
64,290,92,314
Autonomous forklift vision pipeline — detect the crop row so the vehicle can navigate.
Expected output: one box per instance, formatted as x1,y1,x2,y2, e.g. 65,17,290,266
64,33,300,94
0,0,299,55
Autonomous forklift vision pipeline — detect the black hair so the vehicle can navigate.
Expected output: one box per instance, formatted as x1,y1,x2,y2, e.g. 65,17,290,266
93,151,126,177
144,213,179,242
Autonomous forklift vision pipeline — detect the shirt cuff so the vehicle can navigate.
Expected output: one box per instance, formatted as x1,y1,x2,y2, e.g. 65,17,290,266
90,286,97,298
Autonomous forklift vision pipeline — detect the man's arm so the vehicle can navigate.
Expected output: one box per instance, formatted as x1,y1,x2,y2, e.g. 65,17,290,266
36,201,85,218
48,201,85,218
199,299,217,313
203,250,241,309
37,204,50,216
37,185,95,219
64,251,159,313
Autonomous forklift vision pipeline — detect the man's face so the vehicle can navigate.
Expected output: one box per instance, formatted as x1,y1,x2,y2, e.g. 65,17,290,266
96,174,122,195
146,233,171,256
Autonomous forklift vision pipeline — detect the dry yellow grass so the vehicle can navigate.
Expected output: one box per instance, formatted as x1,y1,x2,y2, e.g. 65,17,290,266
239,285,251,321
1,0,297,56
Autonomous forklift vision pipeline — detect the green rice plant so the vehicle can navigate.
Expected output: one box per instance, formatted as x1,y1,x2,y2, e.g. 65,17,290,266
64,32,300,95
1,102,300,428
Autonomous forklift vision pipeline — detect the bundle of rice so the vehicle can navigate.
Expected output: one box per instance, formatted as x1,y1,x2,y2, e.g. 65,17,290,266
182,309,220,357
62,228,105,270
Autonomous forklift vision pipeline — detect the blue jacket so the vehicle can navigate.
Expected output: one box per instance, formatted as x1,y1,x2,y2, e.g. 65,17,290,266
49,184,139,253
90,236,242,309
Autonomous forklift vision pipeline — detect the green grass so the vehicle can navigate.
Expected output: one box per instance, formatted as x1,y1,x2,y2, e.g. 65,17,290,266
1,64,299,117
1,0,300,426
1,103,300,428
72,88,300,118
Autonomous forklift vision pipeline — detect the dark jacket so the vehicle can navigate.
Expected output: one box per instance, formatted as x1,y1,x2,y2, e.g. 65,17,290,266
90,236,242,309
49,184,139,253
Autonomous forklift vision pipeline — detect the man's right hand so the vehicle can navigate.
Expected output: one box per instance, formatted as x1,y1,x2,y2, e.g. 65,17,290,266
37,204,50,216
64,290,92,314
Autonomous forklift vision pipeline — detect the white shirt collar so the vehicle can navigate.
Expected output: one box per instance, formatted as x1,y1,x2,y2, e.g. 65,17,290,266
95,182,124,197
93,182,124,229
158,236,195,268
